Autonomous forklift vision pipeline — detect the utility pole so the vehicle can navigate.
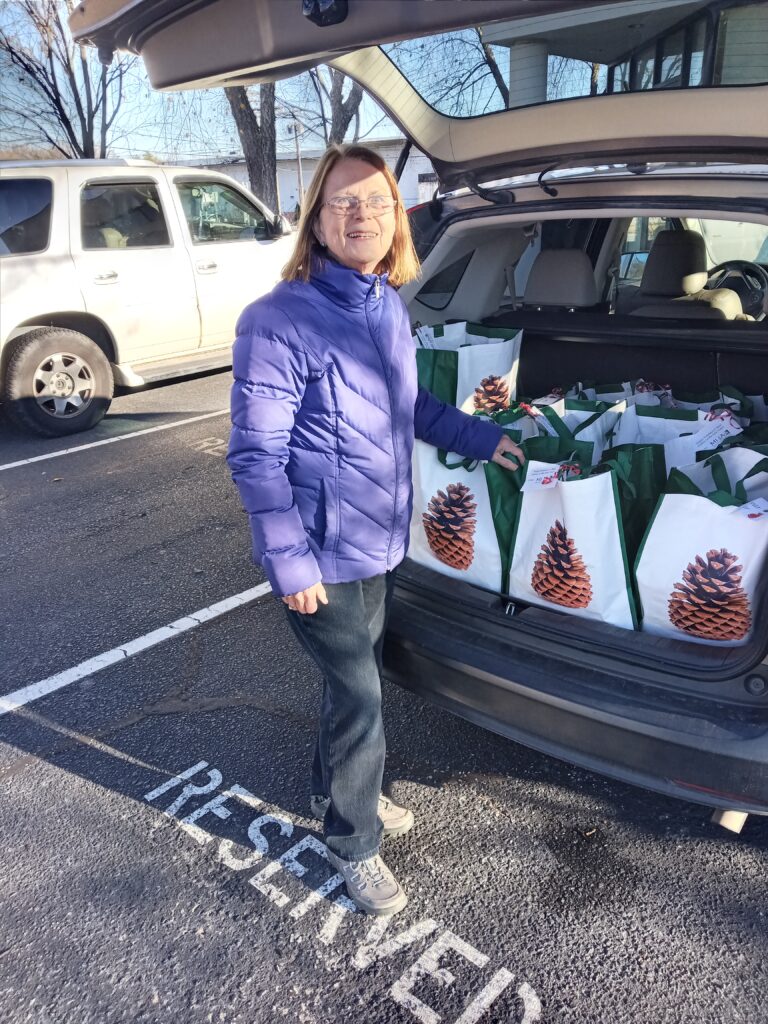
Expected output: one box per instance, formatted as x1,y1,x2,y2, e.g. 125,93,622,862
292,121,305,204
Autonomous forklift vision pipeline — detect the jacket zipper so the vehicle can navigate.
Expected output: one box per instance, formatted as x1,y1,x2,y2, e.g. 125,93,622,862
366,275,398,569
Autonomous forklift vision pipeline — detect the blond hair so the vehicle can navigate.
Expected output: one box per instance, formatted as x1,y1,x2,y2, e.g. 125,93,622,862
282,143,421,287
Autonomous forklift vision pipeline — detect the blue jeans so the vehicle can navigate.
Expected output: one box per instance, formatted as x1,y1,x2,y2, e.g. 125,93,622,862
283,570,397,862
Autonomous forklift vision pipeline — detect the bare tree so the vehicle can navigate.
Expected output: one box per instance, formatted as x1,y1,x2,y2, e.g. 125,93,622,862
308,67,364,144
275,66,372,147
0,0,135,158
224,83,278,211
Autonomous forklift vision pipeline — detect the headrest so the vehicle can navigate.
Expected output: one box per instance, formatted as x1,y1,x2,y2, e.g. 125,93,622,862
640,230,709,297
523,249,598,309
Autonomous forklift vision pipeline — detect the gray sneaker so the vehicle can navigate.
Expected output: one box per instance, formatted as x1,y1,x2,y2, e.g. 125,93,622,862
326,849,408,916
310,792,415,838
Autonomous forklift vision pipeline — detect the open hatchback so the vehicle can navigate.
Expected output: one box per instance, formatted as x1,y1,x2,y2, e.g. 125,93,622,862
71,0,768,824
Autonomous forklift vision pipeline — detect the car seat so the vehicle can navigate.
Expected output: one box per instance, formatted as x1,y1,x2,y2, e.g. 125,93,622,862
630,229,742,319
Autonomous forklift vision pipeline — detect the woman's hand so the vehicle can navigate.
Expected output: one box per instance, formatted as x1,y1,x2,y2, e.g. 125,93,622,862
283,582,329,614
490,434,525,471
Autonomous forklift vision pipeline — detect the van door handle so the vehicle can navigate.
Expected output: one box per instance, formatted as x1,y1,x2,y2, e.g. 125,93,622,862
196,260,218,272
94,271,118,282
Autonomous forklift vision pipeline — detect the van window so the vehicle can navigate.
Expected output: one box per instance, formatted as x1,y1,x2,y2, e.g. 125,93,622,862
81,182,170,249
176,181,269,243
0,179,52,255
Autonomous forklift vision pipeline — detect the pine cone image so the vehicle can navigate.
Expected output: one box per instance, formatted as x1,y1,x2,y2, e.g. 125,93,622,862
422,483,476,570
474,375,510,413
668,549,751,641
531,520,592,608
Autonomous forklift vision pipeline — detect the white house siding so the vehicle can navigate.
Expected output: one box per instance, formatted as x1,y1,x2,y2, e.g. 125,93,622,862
196,137,435,214
716,4,768,86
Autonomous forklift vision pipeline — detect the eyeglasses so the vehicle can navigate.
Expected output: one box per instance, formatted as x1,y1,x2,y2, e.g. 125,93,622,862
323,195,397,216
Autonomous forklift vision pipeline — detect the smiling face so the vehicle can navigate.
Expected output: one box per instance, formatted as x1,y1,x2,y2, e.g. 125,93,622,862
313,158,397,275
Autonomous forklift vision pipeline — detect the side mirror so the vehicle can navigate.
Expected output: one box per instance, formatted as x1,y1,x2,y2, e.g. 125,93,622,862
271,213,293,237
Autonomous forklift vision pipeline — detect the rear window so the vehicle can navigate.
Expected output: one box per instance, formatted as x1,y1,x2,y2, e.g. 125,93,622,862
0,178,53,256
382,2,768,116
81,182,171,249
416,251,473,310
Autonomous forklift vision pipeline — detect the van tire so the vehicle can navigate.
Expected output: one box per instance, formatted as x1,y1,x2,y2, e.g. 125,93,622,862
2,328,114,437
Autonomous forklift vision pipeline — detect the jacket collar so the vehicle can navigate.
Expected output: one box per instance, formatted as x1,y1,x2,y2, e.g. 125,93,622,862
309,249,389,309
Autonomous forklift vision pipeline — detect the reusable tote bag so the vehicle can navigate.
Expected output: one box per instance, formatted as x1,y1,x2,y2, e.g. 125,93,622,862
635,449,768,646
521,398,627,464
409,439,505,591
506,453,637,630
414,322,523,414
670,386,753,426
609,403,743,474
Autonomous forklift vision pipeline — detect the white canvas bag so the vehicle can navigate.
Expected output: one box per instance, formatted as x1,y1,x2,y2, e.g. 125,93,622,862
610,404,742,473
414,322,523,413
409,439,504,591
636,499,768,647
507,460,637,630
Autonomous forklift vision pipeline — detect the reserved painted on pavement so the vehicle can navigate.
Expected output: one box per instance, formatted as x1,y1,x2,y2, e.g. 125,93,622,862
144,760,542,1024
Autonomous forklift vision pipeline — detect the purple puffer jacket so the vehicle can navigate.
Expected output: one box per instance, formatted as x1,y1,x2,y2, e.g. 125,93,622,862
227,254,503,596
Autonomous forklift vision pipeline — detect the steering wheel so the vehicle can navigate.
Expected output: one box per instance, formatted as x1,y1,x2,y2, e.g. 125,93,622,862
707,259,768,320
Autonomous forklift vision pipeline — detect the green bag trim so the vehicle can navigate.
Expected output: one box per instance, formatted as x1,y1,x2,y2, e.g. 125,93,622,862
483,461,523,591
601,443,668,564
415,348,458,406
672,389,720,405
609,471,639,629
464,322,522,343
635,404,700,423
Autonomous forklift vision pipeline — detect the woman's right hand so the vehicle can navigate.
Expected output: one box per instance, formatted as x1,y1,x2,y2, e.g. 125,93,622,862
282,582,329,615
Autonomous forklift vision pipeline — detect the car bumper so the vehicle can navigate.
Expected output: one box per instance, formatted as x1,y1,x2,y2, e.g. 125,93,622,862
383,562,768,816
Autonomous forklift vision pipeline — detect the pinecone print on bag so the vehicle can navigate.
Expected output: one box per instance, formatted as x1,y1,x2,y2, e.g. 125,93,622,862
668,549,751,641
474,375,510,413
531,520,593,608
422,483,477,570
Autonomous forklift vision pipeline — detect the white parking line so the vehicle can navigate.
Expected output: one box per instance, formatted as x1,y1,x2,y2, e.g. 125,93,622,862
0,582,273,715
0,409,229,472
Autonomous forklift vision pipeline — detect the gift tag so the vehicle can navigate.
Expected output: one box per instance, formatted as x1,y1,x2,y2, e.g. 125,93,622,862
522,462,561,492
729,497,768,519
414,326,434,348
694,416,742,453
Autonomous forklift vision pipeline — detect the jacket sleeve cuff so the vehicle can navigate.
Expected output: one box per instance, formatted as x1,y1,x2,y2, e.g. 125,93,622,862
471,418,504,462
258,548,322,598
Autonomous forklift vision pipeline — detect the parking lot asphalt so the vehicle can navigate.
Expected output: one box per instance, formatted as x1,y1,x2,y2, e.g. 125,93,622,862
2,370,767,1024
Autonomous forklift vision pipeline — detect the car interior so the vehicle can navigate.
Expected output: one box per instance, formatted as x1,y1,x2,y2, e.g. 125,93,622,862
405,211,768,397
398,206,768,672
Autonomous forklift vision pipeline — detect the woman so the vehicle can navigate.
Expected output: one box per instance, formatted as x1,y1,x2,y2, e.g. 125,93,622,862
227,144,523,917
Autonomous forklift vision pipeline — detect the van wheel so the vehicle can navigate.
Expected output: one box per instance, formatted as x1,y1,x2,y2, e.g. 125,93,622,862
2,328,114,437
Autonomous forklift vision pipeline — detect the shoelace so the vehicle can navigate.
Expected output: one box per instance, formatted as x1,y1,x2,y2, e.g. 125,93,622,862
348,857,389,891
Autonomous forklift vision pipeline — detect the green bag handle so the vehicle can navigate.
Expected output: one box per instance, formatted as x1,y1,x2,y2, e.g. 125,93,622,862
529,402,573,440
707,453,733,495
666,467,707,497
437,448,478,471
518,433,593,465
718,386,753,419
705,452,768,499
735,457,768,502
599,450,638,499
